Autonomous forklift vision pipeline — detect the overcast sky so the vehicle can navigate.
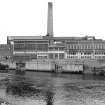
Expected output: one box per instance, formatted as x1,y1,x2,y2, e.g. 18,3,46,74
0,0,105,44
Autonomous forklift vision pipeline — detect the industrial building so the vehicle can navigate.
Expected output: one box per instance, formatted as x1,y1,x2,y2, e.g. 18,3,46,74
7,2,105,62
7,35,105,61
6,2,105,72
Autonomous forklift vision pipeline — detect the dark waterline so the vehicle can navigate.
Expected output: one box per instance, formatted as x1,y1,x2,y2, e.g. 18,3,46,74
0,71,105,105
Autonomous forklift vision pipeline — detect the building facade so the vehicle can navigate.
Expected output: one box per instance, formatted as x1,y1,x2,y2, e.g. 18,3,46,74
65,37,105,60
7,36,49,61
7,35,105,62
6,2,105,63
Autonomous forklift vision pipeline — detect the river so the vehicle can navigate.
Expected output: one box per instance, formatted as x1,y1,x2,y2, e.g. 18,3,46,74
0,71,105,105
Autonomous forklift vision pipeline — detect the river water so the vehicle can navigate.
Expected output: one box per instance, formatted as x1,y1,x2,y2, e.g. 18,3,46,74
0,71,105,105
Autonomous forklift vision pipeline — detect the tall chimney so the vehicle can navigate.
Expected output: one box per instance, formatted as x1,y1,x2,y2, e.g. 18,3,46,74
47,2,53,37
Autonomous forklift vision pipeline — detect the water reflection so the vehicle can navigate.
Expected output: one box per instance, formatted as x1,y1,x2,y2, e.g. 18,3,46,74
6,73,54,105
82,74,105,80
0,72,105,105
6,77,36,96
44,90,54,105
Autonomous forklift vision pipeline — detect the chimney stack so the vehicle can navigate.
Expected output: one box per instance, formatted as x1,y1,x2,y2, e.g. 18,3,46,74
47,2,53,37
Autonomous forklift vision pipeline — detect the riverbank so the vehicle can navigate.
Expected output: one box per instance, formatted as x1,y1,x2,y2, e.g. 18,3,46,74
2,59,105,74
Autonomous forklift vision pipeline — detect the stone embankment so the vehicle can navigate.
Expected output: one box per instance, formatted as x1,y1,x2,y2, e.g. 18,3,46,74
2,59,105,74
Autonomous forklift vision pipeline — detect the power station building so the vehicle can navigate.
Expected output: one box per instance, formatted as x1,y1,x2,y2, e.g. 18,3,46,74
7,2,105,62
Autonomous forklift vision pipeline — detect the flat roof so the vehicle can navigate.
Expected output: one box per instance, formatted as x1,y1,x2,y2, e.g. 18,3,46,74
7,35,104,42
53,37,84,40
8,36,43,40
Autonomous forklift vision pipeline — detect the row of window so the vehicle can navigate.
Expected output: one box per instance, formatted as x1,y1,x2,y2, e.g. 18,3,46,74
67,56,78,59
67,44,105,49
37,56,48,59
48,47,64,51
67,52,105,55
67,56,105,59
49,53,64,59
14,44,48,51
14,41,48,43
0,56,11,59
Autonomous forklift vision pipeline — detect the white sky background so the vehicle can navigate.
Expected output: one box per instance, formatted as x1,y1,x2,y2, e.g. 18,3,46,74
0,0,105,44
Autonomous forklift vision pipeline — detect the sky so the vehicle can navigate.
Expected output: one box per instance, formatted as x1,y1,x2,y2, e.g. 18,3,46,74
0,0,105,44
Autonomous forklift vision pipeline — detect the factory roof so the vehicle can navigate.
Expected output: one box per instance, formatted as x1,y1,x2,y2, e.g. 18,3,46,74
7,36,43,40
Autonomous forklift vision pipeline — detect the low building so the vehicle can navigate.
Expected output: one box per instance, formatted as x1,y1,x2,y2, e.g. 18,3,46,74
7,35,105,62
0,44,12,61
7,36,49,62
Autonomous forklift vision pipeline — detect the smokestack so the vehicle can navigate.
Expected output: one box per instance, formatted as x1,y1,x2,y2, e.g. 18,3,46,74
47,2,53,37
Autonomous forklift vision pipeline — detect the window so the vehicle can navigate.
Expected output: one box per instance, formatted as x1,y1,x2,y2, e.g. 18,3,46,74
59,47,64,51
49,54,53,59
59,53,64,59
55,54,58,59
